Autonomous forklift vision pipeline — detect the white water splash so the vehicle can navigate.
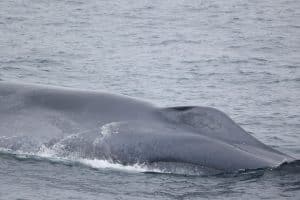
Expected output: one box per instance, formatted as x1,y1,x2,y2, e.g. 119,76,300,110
1,145,164,174
79,158,163,173
93,122,121,148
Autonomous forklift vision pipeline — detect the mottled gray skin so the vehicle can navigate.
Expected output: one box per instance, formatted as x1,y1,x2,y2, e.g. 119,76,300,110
0,82,294,171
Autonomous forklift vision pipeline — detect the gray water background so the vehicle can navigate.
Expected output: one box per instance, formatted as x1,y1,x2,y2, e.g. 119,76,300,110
0,0,299,199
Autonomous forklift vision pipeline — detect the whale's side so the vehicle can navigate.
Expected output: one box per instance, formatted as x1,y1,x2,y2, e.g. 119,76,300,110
0,82,294,171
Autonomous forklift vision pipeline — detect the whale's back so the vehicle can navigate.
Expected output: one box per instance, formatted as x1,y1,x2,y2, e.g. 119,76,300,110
0,82,294,171
0,82,154,140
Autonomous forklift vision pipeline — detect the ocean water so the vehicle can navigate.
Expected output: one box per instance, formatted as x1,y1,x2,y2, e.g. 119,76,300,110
0,0,300,199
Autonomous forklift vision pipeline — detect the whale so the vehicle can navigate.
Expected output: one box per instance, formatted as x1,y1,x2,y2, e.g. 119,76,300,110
0,81,294,171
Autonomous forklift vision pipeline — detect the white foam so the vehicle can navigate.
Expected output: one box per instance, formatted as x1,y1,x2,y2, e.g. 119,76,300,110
14,145,162,173
79,158,163,173
1,148,206,175
37,144,56,157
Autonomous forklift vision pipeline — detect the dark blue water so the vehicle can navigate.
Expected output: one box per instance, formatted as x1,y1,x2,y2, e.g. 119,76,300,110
0,0,299,199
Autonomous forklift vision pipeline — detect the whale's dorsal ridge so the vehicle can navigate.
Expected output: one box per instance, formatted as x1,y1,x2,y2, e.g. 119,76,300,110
160,106,266,147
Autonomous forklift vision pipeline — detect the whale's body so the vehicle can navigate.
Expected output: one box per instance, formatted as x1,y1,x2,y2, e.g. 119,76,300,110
0,82,293,171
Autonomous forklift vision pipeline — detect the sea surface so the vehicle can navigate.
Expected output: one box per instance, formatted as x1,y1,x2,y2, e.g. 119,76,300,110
0,0,300,199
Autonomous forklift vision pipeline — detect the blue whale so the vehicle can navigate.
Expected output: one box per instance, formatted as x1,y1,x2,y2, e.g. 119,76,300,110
0,82,294,171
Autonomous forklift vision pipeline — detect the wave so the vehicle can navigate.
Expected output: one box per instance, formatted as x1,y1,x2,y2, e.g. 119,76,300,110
0,148,299,177
0,148,217,176
0,148,161,173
